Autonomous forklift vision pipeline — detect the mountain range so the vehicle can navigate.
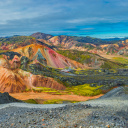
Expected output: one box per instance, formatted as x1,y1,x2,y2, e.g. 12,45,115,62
0,32,128,93
1,32,128,56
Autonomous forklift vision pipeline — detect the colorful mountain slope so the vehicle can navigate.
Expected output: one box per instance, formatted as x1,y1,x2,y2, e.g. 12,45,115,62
49,35,77,49
49,36,128,56
12,44,86,69
0,43,87,93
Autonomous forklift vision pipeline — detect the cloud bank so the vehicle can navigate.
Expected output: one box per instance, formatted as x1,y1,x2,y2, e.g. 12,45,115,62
0,0,128,38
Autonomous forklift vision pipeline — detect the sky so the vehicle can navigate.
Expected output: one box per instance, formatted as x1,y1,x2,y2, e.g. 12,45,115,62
0,0,128,38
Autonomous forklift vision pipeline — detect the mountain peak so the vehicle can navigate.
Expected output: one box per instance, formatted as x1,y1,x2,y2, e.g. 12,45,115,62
30,32,53,40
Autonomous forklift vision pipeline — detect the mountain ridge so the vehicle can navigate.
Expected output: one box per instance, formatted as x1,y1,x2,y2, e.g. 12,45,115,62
30,32,128,56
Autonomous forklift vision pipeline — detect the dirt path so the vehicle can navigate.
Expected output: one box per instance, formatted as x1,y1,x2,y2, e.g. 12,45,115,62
10,92,103,101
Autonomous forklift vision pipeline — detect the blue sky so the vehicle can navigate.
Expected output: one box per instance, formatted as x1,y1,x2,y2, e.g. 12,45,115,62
0,0,128,38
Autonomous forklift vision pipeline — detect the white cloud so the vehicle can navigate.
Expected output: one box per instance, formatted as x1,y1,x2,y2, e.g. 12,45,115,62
0,0,61,25
0,0,128,38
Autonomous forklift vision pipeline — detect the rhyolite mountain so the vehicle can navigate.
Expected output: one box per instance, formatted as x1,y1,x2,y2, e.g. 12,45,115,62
11,44,85,69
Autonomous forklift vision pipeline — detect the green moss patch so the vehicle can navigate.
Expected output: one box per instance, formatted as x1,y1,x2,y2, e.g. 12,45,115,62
32,87,62,94
66,84,102,96
112,57,128,64
23,99,79,104
23,99,38,104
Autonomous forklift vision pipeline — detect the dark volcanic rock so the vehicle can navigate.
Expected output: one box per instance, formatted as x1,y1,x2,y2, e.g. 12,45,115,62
99,86,128,99
0,92,22,104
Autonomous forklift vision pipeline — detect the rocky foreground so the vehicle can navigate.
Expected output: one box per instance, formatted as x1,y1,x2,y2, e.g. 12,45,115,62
0,87,128,128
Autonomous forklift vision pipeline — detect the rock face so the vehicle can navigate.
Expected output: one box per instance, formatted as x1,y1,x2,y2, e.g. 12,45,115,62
0,92,22,104
0,67,27,93
31,75,65,90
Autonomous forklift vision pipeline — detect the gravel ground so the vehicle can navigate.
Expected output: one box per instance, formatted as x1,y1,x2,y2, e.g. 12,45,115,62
0,87,128,128
0,99,128,128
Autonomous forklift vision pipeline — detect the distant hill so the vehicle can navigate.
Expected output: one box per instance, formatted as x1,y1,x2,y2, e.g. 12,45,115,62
103,37,128,41
0,36,35,44
0,36,36,50
30,32,53,40
70,36,118,45
30,32,119,46
0,35,56,50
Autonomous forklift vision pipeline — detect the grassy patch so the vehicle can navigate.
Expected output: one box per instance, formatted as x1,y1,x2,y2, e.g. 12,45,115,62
43,99,63,104
66,84,102,96
24,99,79,104
34,87,53,91
42,99,79,104
24,88,31,92
24,99,38,104
32,87,62,94
112,57,128,64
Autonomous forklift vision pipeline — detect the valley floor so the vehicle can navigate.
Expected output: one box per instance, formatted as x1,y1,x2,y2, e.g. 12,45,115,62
10,92,103,102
